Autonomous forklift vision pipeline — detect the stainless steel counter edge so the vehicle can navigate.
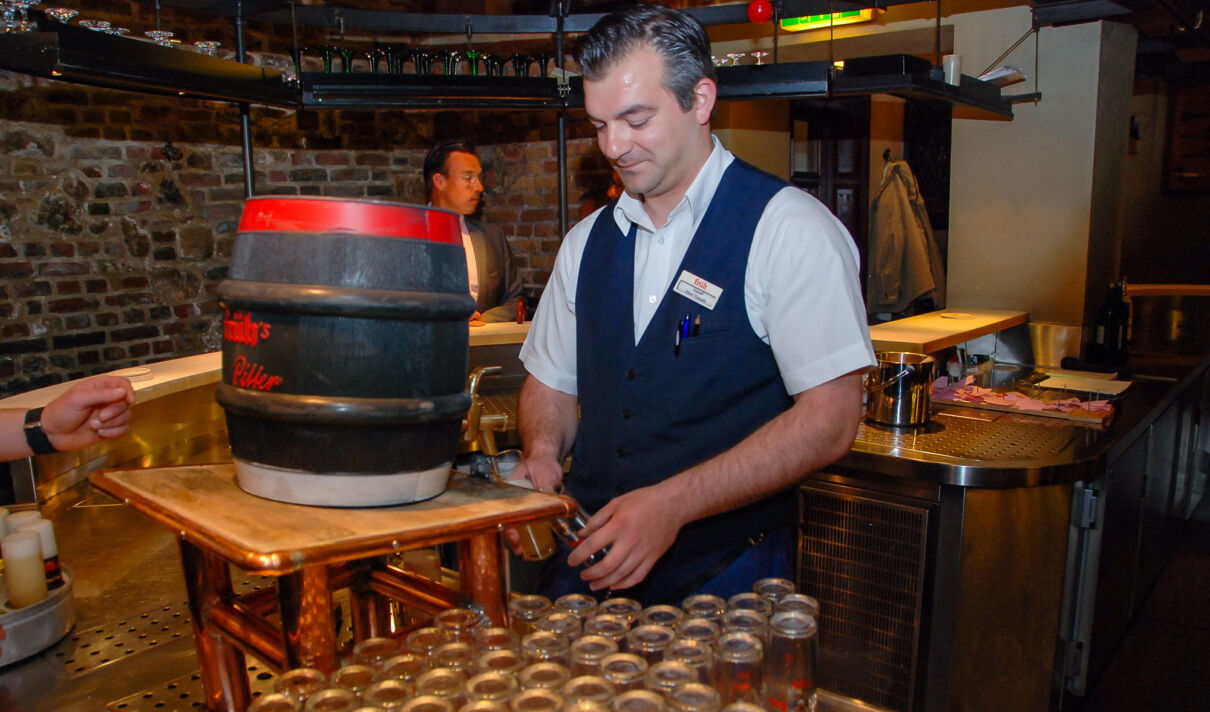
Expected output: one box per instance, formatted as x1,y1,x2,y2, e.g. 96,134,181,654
832,354,1210,489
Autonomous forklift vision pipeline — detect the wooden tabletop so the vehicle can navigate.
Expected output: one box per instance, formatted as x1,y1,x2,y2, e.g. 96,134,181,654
868,309,1028,354
90,464,574,574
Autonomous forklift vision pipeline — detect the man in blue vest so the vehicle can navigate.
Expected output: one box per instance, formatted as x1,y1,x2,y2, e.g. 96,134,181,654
515,3,875,604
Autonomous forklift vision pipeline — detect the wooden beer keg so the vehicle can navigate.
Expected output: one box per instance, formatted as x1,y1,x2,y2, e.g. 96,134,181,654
216,197,475,506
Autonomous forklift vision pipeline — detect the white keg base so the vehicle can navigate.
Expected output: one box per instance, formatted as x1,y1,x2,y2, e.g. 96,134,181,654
233,458,450,507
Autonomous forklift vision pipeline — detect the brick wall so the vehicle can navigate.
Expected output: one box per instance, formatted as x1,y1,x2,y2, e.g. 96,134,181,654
0,2,619,396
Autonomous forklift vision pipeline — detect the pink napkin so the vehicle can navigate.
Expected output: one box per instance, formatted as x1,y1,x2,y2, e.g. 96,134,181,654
931,376,1114,414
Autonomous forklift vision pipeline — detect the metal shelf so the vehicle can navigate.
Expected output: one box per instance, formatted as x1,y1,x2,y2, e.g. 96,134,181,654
0,19,297,107
301,72,566,110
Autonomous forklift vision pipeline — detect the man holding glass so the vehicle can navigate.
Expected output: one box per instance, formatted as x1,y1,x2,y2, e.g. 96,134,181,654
513,4,874,604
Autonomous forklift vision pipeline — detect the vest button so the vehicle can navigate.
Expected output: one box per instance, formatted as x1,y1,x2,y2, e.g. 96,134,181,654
621,409,632,419
627,369,637,380
616,446,627,458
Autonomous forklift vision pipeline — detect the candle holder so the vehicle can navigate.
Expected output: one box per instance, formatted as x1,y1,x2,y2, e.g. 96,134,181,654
536,54,551,78
726,52,746,67
194,40,221,56
509,53,532,78
751,50,770,66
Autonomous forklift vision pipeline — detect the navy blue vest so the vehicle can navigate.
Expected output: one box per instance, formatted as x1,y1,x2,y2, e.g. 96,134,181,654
569,159,796,603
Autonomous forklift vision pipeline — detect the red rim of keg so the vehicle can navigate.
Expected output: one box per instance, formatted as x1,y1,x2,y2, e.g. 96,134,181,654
238,197,462,245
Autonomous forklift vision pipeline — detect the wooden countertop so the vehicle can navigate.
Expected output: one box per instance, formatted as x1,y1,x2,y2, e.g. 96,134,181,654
868,309,1028,354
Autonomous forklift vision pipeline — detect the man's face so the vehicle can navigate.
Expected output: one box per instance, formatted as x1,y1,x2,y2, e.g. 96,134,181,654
432,150,483,216
584,44,712,203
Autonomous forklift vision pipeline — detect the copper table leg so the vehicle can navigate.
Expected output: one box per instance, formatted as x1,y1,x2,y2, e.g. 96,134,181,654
350,558,391,641
180,540,251,712
277,566,339,673
459,531,509,626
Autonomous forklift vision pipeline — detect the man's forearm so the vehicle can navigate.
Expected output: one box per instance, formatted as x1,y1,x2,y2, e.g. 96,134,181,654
654,371,865,529
518,375,580,464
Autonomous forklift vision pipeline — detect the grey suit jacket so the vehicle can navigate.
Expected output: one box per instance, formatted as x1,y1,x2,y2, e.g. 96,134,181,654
466,219,523,322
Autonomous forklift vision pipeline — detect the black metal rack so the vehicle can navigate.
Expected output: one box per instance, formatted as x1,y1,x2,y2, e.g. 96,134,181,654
1,1,1019,234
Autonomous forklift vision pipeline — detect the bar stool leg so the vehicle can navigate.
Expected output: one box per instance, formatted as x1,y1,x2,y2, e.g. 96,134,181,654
277,565,340,673
459,532,509,626
180,540,251,712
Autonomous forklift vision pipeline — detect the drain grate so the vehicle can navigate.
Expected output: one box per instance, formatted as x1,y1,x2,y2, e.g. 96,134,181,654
106,657,279,711
55,602,195,678
857,412,1080,461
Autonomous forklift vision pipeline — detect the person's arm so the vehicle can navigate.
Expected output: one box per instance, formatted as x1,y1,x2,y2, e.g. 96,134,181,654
513,375,579,492
568,370,864,591
0,376,136,460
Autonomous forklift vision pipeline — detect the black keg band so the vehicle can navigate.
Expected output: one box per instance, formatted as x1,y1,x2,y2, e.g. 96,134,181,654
215,383,471,425
24,407,59,455
217,280,476,320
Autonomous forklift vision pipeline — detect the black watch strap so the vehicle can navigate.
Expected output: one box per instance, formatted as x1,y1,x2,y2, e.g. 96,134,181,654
23,407,59,455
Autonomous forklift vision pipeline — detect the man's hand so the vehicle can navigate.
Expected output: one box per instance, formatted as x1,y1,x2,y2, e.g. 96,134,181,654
470,311,486,327
567,483,685,591
500,455,565,557
41,376,136,452
560,371,864,592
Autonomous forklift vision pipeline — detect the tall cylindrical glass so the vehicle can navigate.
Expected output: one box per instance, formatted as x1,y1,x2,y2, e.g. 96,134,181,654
764,611,818,712
715,632,763,706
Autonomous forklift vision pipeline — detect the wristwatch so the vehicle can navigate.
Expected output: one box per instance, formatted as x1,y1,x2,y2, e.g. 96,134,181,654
23,407,59,455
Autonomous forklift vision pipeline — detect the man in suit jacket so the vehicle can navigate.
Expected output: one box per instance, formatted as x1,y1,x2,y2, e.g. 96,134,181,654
424,141,523,323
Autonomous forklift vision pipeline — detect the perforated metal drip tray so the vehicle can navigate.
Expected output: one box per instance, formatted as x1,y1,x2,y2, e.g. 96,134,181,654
858,410,1081,461
847,406,1105,487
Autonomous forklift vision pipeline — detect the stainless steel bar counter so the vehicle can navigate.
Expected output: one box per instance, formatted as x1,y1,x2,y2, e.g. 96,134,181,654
798,355,1210,712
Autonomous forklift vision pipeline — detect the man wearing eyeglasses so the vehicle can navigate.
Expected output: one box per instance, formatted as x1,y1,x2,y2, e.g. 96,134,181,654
424,140,523,324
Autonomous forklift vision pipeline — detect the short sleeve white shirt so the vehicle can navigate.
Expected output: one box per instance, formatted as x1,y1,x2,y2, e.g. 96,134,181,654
520,137,875,397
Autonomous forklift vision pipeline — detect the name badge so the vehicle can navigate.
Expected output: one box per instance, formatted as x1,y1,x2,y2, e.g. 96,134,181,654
673,270,723,311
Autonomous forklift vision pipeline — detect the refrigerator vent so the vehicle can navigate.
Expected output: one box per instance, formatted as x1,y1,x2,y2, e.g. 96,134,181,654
799,485,930,712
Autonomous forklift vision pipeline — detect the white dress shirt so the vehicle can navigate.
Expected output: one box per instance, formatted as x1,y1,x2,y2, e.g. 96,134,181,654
521,136,874,397
460,215,480,302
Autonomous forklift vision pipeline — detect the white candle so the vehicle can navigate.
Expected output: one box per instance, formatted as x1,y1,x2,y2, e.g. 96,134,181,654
2,530,49,608
16,517,64,589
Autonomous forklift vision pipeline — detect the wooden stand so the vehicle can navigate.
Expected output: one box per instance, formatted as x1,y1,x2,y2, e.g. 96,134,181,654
90,463,573,712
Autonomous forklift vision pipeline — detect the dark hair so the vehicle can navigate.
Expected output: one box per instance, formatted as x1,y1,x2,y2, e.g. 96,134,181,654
574,2,715,111
423,140,476,200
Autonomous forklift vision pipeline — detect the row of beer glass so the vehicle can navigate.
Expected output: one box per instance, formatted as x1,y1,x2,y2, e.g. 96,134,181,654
249,578,818,712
